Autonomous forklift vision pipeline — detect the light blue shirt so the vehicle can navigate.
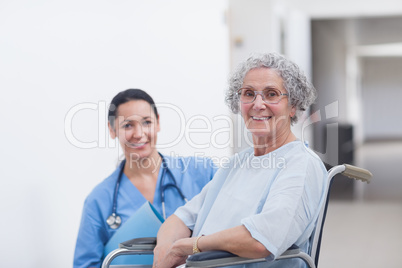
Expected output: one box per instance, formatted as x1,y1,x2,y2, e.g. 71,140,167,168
175,141,328,267
74,154,217,268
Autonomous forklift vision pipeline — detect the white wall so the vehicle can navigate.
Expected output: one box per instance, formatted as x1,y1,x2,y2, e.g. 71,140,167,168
283,8,314,145
228,0,277,152
311,19,349,164
287,0,402,19
228,0,314,152
0,1,229,267
361,57,402,140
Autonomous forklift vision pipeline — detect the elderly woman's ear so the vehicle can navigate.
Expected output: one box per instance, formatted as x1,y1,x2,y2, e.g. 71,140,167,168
290,106,296,118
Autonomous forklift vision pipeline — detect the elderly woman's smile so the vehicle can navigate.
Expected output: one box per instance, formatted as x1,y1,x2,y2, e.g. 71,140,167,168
251,116,272,120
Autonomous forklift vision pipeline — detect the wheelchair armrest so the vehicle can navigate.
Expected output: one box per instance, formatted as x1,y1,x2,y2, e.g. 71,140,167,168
274,245,315,268
186,244,316,268
102,238,157,268
119,237,157,250
186,251,266,267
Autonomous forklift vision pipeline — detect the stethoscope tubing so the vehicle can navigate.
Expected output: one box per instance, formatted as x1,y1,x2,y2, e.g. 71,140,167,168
107,153,187,228
113,160,126,215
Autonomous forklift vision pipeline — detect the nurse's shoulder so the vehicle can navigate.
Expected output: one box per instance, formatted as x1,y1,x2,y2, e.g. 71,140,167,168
84,166,120,207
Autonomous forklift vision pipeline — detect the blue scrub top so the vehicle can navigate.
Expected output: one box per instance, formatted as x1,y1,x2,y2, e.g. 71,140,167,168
73,154,217,268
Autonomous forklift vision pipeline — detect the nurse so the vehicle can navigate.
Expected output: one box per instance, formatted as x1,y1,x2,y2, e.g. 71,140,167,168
73,89,217,268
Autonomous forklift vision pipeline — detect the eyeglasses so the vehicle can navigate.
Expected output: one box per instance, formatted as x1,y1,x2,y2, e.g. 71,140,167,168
237,88,289,104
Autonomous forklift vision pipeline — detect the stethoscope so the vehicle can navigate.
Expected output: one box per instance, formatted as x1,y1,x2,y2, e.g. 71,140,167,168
106,153,188,229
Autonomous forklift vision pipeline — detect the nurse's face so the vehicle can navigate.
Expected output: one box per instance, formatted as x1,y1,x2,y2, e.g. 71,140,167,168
109,100,160,161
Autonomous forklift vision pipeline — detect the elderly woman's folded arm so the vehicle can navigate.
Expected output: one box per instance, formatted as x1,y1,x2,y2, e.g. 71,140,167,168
196,225,270,259
153,216,271,268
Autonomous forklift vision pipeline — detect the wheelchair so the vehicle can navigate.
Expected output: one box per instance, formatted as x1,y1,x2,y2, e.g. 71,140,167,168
102,164,372,268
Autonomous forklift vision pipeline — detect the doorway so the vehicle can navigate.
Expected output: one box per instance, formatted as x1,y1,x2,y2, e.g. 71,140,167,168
311,16,402,201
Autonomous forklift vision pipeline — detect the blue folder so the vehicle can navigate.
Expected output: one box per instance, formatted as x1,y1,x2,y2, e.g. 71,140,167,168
103,202,164,265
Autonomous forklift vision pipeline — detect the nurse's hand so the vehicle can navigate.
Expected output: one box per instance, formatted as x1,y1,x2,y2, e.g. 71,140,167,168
153,237,193,268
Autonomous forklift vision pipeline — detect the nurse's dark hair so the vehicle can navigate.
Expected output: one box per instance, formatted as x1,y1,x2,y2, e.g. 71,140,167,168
108,89,159,127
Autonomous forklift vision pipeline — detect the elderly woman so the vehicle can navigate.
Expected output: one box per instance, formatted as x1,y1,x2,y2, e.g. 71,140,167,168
153,53,328,268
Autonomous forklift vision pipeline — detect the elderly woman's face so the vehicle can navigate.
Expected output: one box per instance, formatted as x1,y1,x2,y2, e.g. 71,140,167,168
240,67,295,141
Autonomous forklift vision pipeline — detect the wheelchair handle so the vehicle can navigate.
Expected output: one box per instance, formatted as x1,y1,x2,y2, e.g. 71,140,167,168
343,164,372,183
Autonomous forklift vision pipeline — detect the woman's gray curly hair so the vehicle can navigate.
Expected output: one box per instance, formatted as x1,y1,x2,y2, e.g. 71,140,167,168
225,52,316,125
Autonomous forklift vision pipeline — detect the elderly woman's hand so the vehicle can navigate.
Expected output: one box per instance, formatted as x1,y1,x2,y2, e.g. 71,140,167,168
153,237,194,268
